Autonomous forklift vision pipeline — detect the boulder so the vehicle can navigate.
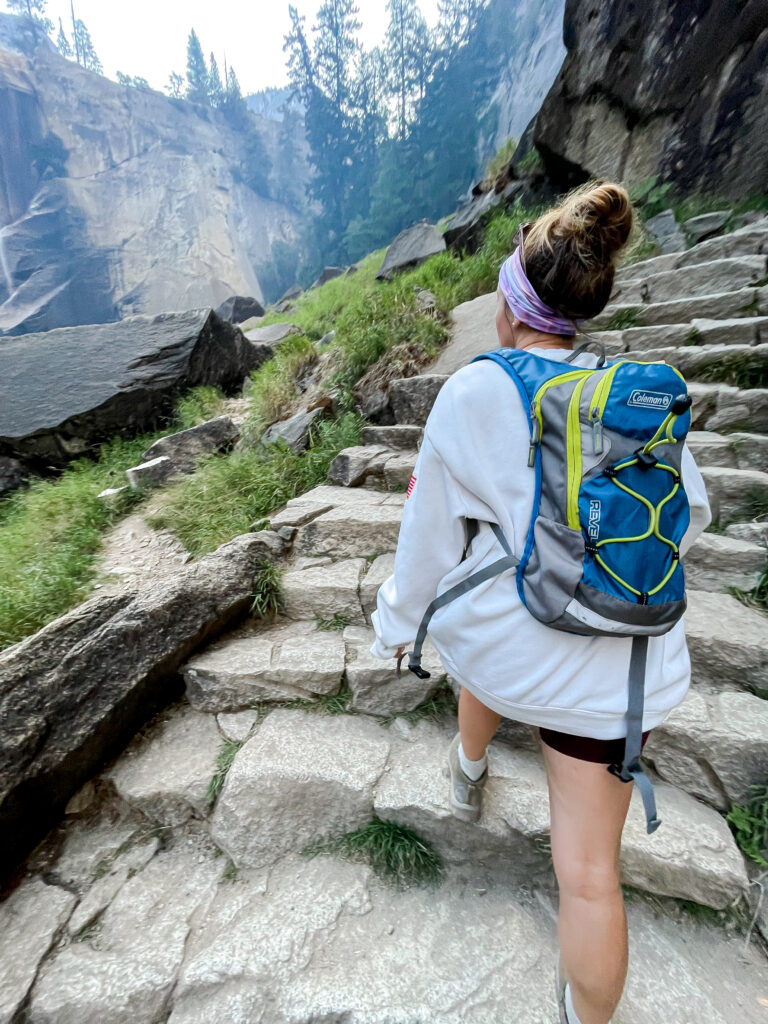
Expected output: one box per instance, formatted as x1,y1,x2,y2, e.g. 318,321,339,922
317,329,336,347
311,266,344,289
182,620,346,712
443,181,524,252
215,295,265,323
327,445,390,487
125,454,175,489
0,530,286,883
360,425,423,450
140,416,239,473
683,212,732,244
389,374,449,426
278,284,303,302
0,454,27,497
644,210,686,254
725,521,768,546
532,0,768,199
0,309,255,472
243,322,300,345
210,709,390,868
376,222,446,280
261,406,326,452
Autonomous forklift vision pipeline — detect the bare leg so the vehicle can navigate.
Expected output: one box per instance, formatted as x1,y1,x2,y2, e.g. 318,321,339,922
542,740,633,1024
458,686,502,760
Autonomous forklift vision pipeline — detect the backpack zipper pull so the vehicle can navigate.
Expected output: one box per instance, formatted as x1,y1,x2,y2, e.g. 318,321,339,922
528,407,540,467
591,408,604,454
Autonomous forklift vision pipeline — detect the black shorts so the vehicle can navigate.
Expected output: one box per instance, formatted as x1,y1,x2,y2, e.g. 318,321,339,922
539,726,651,765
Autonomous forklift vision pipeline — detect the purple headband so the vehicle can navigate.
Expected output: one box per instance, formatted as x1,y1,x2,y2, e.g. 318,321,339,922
499,246,579,337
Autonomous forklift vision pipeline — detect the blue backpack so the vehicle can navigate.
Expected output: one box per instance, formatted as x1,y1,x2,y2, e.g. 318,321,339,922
406,343,693,833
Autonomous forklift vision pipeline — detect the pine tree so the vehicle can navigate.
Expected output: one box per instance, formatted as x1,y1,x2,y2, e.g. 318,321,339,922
55,16,73,57
208,54,224,108
220,66,249,128
185,29,209,105
72,18,102,73
7,0,53,33
166,72,184,99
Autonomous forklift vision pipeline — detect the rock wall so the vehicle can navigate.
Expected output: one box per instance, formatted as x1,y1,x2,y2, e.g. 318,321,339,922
533,0,768,197
476,0,566,161
0,14,307,337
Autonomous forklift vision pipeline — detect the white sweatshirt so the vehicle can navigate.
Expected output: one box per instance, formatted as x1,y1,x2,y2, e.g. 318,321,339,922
371,347,712,738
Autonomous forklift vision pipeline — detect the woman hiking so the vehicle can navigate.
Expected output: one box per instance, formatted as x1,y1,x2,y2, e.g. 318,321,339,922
370,181,711,1024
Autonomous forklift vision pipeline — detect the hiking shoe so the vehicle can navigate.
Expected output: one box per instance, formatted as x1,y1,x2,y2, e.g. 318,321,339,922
443,731,488,823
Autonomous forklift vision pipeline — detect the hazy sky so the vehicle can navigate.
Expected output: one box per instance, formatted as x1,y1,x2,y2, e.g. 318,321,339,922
44,0,441,95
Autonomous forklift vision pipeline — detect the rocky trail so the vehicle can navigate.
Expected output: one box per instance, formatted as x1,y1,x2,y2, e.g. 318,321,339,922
3,220,768,1023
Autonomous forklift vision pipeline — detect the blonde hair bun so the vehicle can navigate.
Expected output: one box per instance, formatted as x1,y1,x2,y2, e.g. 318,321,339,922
522,180,635,322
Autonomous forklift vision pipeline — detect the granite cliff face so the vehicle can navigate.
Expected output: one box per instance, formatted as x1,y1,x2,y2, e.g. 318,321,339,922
0,15,307,336
477,0,566,160
533,0,768,197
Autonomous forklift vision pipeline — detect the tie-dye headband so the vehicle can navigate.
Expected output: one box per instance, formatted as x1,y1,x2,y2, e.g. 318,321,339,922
499,246,579,337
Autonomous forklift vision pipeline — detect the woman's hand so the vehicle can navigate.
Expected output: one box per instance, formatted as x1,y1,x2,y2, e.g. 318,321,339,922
395,646,405,660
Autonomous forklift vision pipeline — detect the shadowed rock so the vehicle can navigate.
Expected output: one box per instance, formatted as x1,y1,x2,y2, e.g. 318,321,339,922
376,222,446,280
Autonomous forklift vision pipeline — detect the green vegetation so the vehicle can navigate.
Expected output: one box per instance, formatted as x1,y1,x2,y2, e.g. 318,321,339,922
727,784,768,868
695,353,768,391
484,137,518,181
684,327,702,347
302,816,444,890
601,307,642,331
517,149,543,175
315,613,352,632
251,561,284,619
251,679,354,723
206,738,243,804
380,681,458,727
148,413,363,557
0,386,229,651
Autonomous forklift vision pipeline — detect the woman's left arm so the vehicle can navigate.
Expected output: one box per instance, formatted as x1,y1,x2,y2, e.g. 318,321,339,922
370,430,468,658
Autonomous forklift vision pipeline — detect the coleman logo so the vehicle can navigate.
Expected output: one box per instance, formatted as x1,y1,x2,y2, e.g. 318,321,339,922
628,389,672,410
588,499,601,541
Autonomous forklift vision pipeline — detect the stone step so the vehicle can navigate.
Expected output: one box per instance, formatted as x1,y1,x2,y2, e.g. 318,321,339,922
614,255,767,306
181,619,347,713
327,445,416,489
292,494,405,560
684,533,765,593
688,381,768,433
21,812,764,1024
344,625,447,716
588,285,764,331
644,688,768,812
281,557,368,624
686,430,768,471
210,709,749,912
675,222,768,267
699,465,768,526
686,589,768,697
636,342,768,388
600,317,768,353
725,521,768,546
360,424,423,449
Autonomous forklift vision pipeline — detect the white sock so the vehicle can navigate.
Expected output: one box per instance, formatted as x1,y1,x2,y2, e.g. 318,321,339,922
458,740,487,781
564,984,584,1024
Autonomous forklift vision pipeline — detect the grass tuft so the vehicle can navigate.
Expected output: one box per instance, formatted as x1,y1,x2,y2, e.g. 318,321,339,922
601,307,642,331
484,136,518,180
727,785,768,868
315,613,351,632
172,386,226,430
147,413,363,557
379,681,458,727
302,816,444,890
250,678,354,723
251,560,284,619
206,738,243,804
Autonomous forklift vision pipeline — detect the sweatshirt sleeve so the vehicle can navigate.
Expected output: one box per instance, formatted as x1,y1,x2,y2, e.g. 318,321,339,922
370,431,469,659
679,443,712,557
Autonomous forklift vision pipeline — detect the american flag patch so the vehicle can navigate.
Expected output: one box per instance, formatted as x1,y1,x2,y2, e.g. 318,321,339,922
406,475,417,499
